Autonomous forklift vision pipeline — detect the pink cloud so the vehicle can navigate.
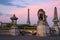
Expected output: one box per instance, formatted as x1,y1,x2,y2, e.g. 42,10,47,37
0,16,11,23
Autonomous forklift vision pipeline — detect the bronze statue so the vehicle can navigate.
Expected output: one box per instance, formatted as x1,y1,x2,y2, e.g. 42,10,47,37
37,9,47,22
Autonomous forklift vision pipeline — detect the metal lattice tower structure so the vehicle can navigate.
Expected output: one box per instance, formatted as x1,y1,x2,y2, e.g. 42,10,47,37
27,8,30,25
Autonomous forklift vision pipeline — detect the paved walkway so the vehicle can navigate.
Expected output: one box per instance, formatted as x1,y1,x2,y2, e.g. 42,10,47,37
0,35,60,40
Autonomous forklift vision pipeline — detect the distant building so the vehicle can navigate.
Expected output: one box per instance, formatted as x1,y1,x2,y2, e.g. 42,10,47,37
0,22,11,29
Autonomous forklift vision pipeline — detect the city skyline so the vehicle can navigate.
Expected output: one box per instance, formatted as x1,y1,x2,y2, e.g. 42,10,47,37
0,0,60,26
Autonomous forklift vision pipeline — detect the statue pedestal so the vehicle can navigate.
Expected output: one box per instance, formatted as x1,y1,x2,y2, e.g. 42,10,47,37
51,26,59,35
9,26,20,36
37,21,50,37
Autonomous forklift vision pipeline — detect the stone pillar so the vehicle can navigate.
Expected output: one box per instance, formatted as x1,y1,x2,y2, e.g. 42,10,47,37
51,7,59,35
9,14,19,36
37,9,50,37
0,22,2,29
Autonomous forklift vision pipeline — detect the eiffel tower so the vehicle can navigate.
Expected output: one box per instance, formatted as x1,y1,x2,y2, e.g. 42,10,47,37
27,8,30,25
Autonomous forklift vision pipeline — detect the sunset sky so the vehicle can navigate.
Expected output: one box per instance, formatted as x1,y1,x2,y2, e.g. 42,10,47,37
0,0,60,26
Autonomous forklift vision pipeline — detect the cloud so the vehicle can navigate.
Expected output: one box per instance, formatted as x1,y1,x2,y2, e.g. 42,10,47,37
0,0,12,6
0,0,26,8
0,0,59,8
19,0,59,5
0,12,11,16
0,12,3,16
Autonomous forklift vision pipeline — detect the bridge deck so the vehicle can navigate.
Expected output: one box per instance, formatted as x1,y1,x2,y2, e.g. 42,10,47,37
0,35,60,40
